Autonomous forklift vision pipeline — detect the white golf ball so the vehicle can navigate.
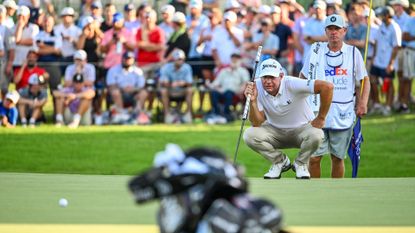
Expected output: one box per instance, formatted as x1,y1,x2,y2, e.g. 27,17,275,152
59,198,68,207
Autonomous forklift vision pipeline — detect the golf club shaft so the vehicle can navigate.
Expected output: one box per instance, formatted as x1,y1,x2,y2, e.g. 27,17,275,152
234,46,262,164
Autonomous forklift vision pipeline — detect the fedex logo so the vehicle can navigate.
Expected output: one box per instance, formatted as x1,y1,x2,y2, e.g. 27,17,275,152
325,67,348,76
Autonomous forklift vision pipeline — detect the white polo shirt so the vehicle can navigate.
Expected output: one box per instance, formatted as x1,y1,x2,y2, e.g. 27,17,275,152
255,76,315,129
53,23,82,58
211,25,244,65
64,63,96,83
373,20,401,69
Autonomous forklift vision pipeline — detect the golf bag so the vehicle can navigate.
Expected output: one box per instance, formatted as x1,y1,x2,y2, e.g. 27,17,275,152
128,144,285,233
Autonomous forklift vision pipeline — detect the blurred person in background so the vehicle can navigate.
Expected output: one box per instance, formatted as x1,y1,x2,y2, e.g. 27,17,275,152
0,5,16,99
13,50,48,90
345,3,367,55
2,0,17,29
0,90,19,128
123,3,140,36
165,11,190,60
159,49,193,124
302,1,327,59
100,3,115,33
17,73,47,127
90,1,103,25
63,50,95,88
271,5,293,75
53,73,95,128
158,4,175,42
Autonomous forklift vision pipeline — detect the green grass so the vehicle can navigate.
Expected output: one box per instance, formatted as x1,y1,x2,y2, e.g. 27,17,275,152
1,173,414,226
1,114,415,178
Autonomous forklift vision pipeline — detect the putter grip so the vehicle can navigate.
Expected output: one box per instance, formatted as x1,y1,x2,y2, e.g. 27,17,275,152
242,94,251,120
241,46,262,121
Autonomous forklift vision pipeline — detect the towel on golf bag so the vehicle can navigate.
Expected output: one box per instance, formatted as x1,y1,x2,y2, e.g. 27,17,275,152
128,144,285,233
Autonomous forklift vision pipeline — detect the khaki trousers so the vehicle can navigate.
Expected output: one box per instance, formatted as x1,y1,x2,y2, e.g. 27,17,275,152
243,123,324,165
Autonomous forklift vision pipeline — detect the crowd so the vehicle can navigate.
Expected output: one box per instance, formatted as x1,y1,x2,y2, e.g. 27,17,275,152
0,0,414,128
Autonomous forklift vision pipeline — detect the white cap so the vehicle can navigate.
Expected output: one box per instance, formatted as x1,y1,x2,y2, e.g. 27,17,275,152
81,16,94,28
5,90,20,104
16,5,30,16
172,49,186,60
223,11,237,23
60,7,75,16
3,0,17,9
389,0,409,8
313,0,327,10
28,73,45,85
172,11,186,23
161,4,175,15
326,0,342,5
74,50,87,60
225,0,241,9
189,0,203,9
258,59,283,78
271,5,282,14
325,14,347,28
259,5,271,15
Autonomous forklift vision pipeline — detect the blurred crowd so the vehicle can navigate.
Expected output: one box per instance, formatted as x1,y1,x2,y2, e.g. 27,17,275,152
0,0,414,128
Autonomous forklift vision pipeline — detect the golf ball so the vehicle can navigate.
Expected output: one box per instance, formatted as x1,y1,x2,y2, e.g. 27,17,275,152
59,198,68,207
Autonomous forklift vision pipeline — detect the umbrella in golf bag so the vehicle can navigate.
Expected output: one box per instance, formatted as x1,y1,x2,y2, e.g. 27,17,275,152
128,144,286,233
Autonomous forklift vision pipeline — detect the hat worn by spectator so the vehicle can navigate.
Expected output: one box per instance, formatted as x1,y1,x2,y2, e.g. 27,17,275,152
259,5,271,15
277,0,291,4
74,50,87,60
223,11,237,23
261,18,273,26
113,12,124,24
379,6,395,17
73,73,84,83
190,0,203,9
225,0,241,10
271,5,281,14
28,73,45,85
259,59,283,78
326,0,342,5
91,1,102,9
60,7,75,17
325,14,347,28
5,91,20,104
172,11,186,23
172,49,186,60
81,16,94,28
124,3,135,11
314,0,327,10
231,52,242,58
123,51,135,59
389,0,409,8
161,4,175,14
3,0,17,9
16,5,30,16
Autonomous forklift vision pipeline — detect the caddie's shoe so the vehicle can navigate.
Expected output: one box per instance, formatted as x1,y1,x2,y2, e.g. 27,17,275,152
292,162,310,179
264,156,291,179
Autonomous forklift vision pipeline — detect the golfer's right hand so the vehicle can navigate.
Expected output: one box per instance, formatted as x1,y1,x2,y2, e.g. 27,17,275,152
244,82,257,101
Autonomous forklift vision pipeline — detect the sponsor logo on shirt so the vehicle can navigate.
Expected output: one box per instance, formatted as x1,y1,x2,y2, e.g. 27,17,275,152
325,67,348,76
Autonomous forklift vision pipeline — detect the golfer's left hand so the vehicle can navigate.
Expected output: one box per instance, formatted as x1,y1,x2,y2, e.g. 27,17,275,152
311,117,325,129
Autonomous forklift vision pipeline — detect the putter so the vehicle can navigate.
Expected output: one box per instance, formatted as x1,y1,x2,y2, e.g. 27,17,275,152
233,46,263,164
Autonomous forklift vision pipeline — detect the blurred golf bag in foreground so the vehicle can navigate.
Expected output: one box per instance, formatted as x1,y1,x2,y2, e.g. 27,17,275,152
128,144,287,233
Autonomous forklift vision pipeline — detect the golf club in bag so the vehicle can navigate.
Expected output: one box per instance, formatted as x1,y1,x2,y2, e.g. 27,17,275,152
233,46,263,163
128,144,286,233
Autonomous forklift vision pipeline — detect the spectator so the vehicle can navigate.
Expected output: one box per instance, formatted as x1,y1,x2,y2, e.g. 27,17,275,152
158,4,175,42
90,1,103,25
18,0,40,8
400,10,415,113
165,12,191,60
0,5,16,99
224,0,241,13
77,16,103,65
159,49,193,124
99,12,135,72
13,50,49,90
2,0,17,29
54,7,81,69
100,3,116,33
302,1,327,60
369,6,401,115
17,73,47,127
123,3,140,35
345,3,367,55
208,53,249,122
53,73,95,128
251,18,279,61
106,51,149,125
0,90,19,128
13,6,39,68
35,14,62,93
64,50,95,88
271,5,293,75
211,11,244,68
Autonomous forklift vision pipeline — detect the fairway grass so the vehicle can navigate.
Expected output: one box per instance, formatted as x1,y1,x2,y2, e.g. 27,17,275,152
1,173,414,228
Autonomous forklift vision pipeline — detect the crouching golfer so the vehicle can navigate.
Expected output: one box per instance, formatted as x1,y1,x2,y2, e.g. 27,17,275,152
243,59,333,179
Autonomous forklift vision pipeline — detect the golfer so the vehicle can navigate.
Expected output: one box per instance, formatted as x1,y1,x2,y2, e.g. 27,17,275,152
243,59,333,179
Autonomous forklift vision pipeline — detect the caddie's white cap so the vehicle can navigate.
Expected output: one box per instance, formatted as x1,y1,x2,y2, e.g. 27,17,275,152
60,7,75,16
3,0,17,9
172,11,186,23
389,0,409,8
5,90,20,104
258,59,283,78
325,14,347,28
224,11,237,23
16,5,30,16
161,4,175,15
74,50,87,60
